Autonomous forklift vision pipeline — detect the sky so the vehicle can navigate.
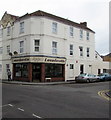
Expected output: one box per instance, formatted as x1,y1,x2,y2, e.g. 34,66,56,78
0,0,110,55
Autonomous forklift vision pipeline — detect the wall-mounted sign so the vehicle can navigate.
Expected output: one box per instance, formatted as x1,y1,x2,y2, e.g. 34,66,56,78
12,56,66,64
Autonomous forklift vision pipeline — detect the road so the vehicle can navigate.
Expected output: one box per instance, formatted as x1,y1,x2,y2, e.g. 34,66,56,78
2,81,110,119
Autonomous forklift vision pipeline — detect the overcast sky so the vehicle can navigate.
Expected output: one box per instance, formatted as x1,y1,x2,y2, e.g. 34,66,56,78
0,0,110,55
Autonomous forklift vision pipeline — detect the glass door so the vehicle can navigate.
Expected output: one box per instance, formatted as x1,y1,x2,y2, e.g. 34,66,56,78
32,64,41,82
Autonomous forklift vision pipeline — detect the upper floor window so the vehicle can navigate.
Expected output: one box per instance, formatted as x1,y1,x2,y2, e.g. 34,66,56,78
0,64,2,73
86,32,89,40
52,22,57,34
0,47,3,54
7,26,11,36
80,29,83,39
79,46,83,57
0,29,3,37
7,45,10,54
20,41,24,53
70,44,73,55
52,41,57,55
95,53,98,59
70,26,74,37
20,22,24,34
34,39,40,52
70,64,74,69
87,47,90,57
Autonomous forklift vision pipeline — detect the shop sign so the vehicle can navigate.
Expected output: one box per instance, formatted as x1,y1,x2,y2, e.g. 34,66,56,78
12,56,66,64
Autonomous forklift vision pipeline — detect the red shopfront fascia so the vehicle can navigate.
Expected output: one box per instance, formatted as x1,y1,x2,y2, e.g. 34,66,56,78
12,56,66,82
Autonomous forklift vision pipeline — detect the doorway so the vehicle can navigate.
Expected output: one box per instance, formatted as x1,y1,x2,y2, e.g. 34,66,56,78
32,64,41,82
80,64,84,74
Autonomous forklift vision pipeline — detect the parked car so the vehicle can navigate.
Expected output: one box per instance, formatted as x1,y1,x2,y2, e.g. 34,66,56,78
98,73,111,81
75,73,99,83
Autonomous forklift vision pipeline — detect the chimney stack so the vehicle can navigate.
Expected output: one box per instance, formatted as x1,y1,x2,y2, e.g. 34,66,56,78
80,22,87,27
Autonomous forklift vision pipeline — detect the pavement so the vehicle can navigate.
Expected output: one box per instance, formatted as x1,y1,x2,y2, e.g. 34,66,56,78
1,80,75,85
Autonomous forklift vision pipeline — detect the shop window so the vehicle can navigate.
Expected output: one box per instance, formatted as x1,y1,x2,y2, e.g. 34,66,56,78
45,64,63,77
15,64,28,77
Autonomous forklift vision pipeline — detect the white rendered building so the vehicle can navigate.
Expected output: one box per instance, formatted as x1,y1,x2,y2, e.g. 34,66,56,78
0,10,110,82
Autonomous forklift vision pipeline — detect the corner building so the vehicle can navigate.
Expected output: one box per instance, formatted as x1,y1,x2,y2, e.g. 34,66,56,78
0,11,110,82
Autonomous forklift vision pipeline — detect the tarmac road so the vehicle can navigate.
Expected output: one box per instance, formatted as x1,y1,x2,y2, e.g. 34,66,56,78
2,81,110,119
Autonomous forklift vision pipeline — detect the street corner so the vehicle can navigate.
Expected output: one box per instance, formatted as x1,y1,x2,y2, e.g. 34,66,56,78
98,90,111,101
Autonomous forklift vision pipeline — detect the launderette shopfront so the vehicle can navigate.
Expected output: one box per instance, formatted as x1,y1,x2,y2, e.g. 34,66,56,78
12,56,66,82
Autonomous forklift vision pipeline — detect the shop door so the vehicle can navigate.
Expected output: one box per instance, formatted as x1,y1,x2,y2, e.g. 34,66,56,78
32,64,41,82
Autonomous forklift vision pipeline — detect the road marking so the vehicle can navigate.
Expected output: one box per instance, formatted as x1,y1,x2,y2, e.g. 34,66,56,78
8,104,13,107
32,113,42,119
18,108,24,112
0,104,9,108
98,90,111,101
0,104,13,108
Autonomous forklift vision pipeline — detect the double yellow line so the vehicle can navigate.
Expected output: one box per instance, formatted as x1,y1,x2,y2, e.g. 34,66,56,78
98,90,111,101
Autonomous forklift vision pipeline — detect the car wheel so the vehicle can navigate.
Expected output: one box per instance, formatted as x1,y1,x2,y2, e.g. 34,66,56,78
87,79,90,83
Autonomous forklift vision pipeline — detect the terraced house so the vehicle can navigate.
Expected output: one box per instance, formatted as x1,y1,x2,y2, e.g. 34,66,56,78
0,10,110,82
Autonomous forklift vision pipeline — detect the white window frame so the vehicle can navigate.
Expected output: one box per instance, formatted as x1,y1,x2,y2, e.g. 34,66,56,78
79,46,83,57
80,29,83,39
52,22,57,34
0,29,3,37
87,47,90,57
70,26,74,37
7,45,10,54
34,39,40,52
86,32,89,40
52,41,57,55
0,64,2,73
70,44,73,56
20,41,24,53
20,22,24,34
7,26,11,36
0,47,3,54
70,64,74,69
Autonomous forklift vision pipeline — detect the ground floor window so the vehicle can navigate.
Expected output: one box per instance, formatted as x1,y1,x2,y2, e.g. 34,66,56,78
45,64,63,77
15,64,28,77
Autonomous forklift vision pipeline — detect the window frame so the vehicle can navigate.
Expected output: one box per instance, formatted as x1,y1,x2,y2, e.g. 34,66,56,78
70,26,74,37
7,26,11,36
19,41,24,53
87,47,90,57
52,22,57,34
70,44,73,56
79,46,83,57
34,39,40,52
7,45,10,54
20,22,24,34
52,41,57,55
80,29,83,39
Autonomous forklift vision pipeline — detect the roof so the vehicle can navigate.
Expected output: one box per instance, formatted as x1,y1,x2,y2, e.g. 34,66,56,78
104,53,111,57
0,10,95,33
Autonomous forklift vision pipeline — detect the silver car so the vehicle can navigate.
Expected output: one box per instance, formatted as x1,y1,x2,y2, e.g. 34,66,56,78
75,73,99,83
